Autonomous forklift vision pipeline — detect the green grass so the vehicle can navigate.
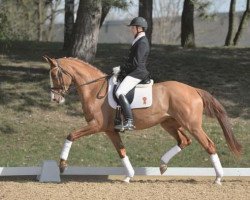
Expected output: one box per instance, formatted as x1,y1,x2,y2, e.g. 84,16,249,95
0,40,250,168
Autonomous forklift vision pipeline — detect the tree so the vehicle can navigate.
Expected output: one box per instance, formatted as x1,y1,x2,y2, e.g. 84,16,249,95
100,1,112,28
225,0,236,46
0,4,9,40
0,0,37,40
233,0,250,45
63,0,75,50
225,0,250,46
36,0,44,41
35,0,63,42
100,0,128,28
0,0,62,41
181,0,195,47
139,0,153,45
46,0,63,42
71,0,128,62
153,0,182,44
71,0,102,62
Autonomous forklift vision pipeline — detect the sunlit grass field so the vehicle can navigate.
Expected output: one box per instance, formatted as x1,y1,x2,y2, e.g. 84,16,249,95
0,41,249,168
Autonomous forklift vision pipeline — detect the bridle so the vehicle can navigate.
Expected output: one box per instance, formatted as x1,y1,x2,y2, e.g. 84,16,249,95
50,59,111,97
50,60,72,96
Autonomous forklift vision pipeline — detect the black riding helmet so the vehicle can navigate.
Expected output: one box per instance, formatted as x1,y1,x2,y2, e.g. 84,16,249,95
127,17,148,31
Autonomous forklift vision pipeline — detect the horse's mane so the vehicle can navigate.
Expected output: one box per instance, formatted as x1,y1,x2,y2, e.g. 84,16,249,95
61,57,106,76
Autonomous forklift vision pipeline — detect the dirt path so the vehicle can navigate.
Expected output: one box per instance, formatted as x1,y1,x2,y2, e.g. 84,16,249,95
0,176,249,200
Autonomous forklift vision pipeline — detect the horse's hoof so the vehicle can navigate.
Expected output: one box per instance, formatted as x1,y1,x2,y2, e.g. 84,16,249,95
214,177,222,185
159,163,167,175
123,176,131,183
59,159,68,173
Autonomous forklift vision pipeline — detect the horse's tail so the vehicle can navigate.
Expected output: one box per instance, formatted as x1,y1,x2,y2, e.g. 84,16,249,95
196,89,242,157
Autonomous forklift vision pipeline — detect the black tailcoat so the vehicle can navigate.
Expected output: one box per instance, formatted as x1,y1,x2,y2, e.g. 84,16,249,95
120,36,150,80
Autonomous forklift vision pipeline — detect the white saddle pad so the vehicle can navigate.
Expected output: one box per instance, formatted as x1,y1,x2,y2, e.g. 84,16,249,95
108,76,154,109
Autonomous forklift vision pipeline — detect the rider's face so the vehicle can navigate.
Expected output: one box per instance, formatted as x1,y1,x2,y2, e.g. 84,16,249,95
130,26,137,37
130,26,143,37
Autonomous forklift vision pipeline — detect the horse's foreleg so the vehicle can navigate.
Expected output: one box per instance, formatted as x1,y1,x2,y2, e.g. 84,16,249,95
160,120,192,175
106,131,135,183
59,139,73,173
59,122,100,173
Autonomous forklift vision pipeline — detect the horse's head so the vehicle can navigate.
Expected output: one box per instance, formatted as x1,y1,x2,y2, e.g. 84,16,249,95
43,56,73,104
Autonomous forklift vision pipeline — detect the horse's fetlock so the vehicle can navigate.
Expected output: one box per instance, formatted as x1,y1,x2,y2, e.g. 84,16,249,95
187,138,192,146
205,145,216,154
59,159,67,173
179,139,192,149
66,134,75,141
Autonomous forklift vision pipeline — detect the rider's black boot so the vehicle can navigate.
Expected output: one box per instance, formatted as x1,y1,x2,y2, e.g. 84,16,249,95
114,94,135,132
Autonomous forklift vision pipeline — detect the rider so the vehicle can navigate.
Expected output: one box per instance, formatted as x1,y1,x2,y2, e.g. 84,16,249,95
114,17,150,131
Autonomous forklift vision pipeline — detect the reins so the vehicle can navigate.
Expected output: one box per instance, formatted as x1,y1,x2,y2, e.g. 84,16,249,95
76,74,111,88
50,59,111,97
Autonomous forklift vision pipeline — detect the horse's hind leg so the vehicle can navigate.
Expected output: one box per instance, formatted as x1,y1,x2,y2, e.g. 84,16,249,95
188,125,223,185
160,118,192,174
106,131,134,183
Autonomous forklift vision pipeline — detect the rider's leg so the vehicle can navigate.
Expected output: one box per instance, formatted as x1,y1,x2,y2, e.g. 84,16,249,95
115,76,141,131
116,94,134,130
115,76,141,98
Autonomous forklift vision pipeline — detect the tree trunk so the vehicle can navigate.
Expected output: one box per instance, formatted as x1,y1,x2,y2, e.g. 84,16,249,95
46,2,57,42
71,0,102,62
225,0,236,46
37,0,44,41
181,0,195,48
233,0,250,46
63,0,75,50
100,3,111,28
139,0,153,45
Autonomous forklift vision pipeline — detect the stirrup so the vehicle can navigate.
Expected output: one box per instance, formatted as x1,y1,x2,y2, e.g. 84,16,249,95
114,124,125,132
124,120,135,131
114,121,125,132
115,120,135,132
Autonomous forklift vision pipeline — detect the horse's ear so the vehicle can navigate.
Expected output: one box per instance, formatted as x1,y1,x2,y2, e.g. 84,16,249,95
43,55,56,68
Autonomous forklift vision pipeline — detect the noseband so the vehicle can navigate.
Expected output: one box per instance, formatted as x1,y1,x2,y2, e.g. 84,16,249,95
50,59,111,97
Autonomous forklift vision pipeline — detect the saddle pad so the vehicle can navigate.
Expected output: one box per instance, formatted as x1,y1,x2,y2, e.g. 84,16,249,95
108,76,153,109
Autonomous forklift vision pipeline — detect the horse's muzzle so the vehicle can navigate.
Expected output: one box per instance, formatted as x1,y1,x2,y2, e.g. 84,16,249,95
51,92,65,104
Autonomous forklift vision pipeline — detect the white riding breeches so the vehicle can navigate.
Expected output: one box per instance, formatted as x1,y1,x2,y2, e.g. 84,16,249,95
115,76,141,99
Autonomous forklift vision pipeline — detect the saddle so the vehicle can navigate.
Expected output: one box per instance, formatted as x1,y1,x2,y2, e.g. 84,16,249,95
108,75,154,109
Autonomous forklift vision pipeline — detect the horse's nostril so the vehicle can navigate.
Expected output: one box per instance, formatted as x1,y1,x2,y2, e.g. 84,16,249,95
51,97,57,102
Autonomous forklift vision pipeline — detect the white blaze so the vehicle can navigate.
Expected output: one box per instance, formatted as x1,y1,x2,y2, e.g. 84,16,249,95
49,68,66,104
49,71,55,101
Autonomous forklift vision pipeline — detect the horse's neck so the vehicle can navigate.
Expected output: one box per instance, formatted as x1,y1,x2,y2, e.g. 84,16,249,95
70,60,105,86
75,78,106,122
70,61,106,121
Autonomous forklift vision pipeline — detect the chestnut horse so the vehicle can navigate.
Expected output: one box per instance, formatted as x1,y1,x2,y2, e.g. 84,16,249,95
44,56,242,184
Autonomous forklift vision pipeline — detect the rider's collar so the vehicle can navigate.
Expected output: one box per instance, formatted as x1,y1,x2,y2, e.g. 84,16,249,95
132,32,145,46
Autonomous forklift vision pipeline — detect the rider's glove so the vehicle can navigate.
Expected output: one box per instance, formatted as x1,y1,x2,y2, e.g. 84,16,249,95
113,66,121,76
